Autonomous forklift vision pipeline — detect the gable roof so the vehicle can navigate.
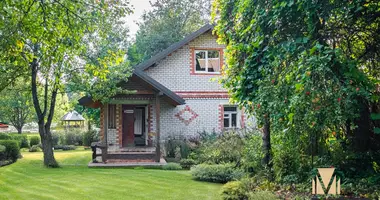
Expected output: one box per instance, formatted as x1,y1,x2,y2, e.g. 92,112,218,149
61,111,85,121
133,69,185,105
78,69,185,108
136,24,214,71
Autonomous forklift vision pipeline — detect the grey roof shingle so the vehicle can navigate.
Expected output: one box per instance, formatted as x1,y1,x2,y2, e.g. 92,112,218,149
61,111,85,121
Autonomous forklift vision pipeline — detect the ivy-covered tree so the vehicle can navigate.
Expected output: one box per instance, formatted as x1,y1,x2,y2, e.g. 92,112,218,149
128,0,212,65
213,0,379,169
0,0,131,167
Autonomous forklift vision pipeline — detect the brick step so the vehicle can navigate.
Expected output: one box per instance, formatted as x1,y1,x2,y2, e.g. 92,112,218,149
107,152,156,160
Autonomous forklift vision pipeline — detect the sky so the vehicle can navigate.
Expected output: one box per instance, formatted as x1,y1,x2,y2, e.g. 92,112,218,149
125,0,155,37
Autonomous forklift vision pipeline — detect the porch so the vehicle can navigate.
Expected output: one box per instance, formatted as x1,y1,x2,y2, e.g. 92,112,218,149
79,70,185,166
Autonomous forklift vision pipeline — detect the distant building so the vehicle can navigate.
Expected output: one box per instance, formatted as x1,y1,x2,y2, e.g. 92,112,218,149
61,111,85,128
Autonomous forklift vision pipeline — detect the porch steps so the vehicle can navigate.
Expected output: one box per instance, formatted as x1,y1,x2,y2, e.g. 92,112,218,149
107,151,156,160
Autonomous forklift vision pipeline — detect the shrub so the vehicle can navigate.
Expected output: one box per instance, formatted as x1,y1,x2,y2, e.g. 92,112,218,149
197,131,244,165
51,131,65,146
162,162,182,170
62,145,76,151
0,140,20,162
221,181,248,200
0,133,12,140
29,136,40,146
247,191,278,200
53,145,63,150
29,145,41,152
0,133,29,148
0,144,5,160
65,131,84,146
83,130,99,146
180,159,196,169
191,163,245,183
13,135,29,148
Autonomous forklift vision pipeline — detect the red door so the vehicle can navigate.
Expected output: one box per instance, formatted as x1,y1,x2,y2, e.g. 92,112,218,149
122,105,135,147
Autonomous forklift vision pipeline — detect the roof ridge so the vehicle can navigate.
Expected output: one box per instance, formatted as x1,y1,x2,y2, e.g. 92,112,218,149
135,24,214,71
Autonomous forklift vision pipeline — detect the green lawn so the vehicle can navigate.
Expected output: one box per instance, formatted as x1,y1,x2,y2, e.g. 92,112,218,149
0,149,222,200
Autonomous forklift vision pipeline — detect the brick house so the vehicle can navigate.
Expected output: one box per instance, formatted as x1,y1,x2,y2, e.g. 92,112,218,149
80,24,255,164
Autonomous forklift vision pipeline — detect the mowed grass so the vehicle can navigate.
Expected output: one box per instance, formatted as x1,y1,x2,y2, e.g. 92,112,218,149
0,149,222,200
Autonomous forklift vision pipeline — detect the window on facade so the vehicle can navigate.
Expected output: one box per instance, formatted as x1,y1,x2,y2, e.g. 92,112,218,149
108,104,116,129
195,50,220,73
223,106,238,128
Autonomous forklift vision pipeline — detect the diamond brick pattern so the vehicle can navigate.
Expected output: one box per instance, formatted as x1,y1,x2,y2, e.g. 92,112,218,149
175,105,199,125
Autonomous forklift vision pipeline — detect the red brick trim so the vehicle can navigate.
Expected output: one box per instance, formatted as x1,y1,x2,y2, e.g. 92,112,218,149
147,105,153,146
218,105,224,131
117,105,122,146
175,91,229,99
190,48,224,76
175,105,199,125
100,106,104,140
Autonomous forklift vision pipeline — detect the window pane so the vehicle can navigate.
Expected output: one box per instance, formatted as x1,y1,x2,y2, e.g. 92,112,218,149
207,50,220,72
224,106,237,112
232,114,237,127
208,50,219,58
195,51,206,71
224,118,230,128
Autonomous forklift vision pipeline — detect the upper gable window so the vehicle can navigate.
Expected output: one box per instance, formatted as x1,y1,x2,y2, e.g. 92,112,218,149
195,50,221,73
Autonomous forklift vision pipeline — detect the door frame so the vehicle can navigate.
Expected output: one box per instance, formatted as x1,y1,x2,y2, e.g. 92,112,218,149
122,105,135,147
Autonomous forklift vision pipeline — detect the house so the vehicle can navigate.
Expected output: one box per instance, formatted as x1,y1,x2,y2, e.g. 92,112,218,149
79,24,255,166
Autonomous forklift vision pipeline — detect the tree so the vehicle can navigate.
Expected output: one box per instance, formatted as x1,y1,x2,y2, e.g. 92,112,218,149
0,80,34,133
128,0,212,65
0,0,131,167
213,0,379,169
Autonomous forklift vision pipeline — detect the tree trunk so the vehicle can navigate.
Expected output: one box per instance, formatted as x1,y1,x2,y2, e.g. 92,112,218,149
16,127,22,134
353,98,371,152
39,123,58,167
30,56,58,167
262,116,272,167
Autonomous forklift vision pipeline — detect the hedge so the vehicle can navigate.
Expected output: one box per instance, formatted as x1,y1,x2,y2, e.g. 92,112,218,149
191,163,245,183
0,140,20,162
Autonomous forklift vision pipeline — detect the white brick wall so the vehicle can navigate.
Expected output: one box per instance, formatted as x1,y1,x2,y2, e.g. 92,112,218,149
145,31,226,92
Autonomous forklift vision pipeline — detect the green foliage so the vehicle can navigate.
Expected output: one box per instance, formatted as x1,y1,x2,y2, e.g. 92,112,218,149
0,80,34,133
0,133,29,148
128,0,211,65
62,145,77,151
0,133,12,140
191,163,245,183
0,144,5,160
29,145,41,152
220,181,248,200
10,134,29,149
247,191,278,200
0,140,20,162
29,136,40,147
164,137,194,160
162,163,183,170
197,131,244,164
83,130,99,146
65,131,85,146
0,0,132,167
180,159,196,170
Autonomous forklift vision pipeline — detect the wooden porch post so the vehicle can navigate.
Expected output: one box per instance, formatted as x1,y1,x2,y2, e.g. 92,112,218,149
155,93,161,162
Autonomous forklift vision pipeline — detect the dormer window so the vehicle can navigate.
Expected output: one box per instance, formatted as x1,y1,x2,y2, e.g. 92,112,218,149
194,49,221,74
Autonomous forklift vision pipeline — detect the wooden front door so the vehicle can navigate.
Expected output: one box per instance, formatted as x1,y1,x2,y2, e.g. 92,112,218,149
122,105,135,147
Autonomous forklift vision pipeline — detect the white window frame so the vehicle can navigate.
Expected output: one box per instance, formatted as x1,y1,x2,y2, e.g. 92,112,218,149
194,50,221,74
223,106,239,128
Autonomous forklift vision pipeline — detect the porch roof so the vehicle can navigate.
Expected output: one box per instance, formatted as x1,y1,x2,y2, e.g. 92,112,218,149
78,69,185,108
